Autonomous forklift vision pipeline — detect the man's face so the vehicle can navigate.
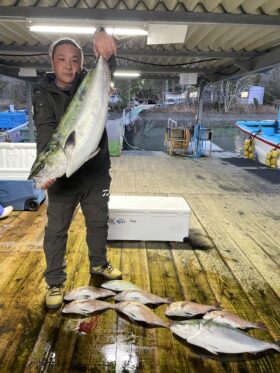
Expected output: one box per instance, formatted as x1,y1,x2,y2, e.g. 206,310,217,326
52,44,82,89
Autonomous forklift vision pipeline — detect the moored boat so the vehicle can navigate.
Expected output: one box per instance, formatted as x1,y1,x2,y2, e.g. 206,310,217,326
235,109,280,168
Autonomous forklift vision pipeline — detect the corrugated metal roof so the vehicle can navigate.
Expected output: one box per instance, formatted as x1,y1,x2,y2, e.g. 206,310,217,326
0,0,279,82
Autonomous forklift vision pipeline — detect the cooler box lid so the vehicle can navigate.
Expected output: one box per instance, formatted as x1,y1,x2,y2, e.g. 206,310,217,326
109,195,191,214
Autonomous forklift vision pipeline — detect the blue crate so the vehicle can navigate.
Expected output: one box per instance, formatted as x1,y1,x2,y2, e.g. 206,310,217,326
0,180,46,211
0,111,28,129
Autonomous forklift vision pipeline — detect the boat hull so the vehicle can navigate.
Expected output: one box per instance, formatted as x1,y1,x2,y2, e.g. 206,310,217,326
235,121,280,168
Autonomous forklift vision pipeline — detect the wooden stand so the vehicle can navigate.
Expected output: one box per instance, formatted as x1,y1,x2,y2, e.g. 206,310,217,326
165,127,191,155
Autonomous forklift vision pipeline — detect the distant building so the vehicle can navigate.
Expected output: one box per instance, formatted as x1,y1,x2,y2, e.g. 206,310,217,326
240,86,265,105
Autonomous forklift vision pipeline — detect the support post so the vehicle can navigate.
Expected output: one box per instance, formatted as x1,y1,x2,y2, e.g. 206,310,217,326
26,82,35,142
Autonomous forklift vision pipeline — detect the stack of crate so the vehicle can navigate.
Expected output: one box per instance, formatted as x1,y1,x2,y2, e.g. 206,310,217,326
0,111,27,130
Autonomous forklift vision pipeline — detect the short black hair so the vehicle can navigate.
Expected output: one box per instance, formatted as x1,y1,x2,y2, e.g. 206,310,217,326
49,38,84,65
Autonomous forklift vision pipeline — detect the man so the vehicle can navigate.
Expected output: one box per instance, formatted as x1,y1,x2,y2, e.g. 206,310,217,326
33,29,122,309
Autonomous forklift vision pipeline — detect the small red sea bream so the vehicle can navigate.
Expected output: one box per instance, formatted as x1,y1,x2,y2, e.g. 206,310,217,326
62,299,115,316
115,290,172,305
115,301,169,328
101,280,142,292
64,286,116,301
203,310,267,330
165,300,221,318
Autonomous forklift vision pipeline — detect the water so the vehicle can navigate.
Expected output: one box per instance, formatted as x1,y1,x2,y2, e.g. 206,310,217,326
124,120,246,154
210,126,245,154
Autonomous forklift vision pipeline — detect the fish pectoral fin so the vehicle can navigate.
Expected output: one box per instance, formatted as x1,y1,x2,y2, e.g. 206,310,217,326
80,308,91,315
189,336,220,355
88,147,100,159
64,131,76,150
203,346,219,355
127,310,139,320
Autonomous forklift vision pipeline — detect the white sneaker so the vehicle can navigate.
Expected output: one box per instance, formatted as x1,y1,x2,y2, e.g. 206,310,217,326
0,206,13,219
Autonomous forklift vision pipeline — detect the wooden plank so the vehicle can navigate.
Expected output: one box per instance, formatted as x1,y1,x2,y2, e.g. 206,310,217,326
0,252,45,371
173,242,280,373
187,195,280,338
115,242,161,373
69,243,122,371
146,242,222,373
23,211,90,372
216,195,279,262
0,151,279,371
189,194,280,295
172,215,280,372
228,197,280,248
0,206,47,249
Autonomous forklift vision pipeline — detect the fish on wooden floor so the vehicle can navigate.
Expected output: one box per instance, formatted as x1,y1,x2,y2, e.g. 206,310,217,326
62,299,115,316
29,57,110,187
203,310,267,330
170,319,280,355
101,280,142,292
115,301,169,328
114,290,172,305
64,286,116,301
165,300,221,318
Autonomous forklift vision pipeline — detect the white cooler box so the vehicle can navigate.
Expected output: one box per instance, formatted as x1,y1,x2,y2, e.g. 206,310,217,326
108,195,191,241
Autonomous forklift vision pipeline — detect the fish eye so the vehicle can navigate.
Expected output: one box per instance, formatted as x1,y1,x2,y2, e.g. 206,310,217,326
38,161,45,171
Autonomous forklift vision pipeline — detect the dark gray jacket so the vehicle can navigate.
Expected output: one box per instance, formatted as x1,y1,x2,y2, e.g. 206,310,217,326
32,70,110,180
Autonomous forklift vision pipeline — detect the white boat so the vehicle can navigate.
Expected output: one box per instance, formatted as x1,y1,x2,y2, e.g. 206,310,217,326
235,110,280,168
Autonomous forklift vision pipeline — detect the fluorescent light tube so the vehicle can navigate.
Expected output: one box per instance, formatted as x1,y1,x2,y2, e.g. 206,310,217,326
30,25,96,34
107,28,148,36
114,72,141,78
29,25,147,36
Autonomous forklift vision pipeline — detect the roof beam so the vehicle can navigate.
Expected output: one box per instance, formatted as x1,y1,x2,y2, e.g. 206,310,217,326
118,49,260,59
0,45,259,59
0,66,179,81
0,7,280,27
209,47,280,81
0,60,216,74
252,46,280,72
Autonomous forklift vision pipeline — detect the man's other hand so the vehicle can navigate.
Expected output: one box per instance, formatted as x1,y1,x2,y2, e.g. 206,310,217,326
41,179,56,190
93,31,117,60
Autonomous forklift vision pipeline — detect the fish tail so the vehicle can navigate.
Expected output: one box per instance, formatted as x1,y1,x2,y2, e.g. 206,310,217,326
274,340,280,352
166,320,172,329
214,303,223,310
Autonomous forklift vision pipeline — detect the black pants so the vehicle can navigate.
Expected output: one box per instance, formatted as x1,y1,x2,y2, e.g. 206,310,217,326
43,172,111,286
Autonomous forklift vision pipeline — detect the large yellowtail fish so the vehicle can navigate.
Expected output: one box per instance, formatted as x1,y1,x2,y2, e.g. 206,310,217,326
28,57,110,188
170,319,280,355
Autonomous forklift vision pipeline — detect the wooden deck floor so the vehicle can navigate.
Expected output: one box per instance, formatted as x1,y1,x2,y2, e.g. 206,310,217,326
0,151,279,372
